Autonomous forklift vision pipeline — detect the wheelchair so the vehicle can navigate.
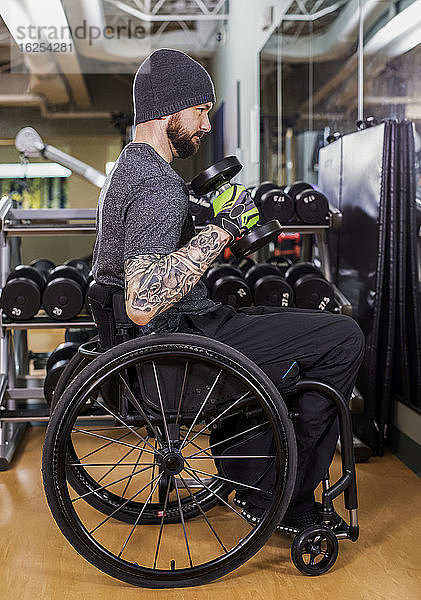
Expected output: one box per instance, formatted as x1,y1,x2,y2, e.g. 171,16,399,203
42,283,359,588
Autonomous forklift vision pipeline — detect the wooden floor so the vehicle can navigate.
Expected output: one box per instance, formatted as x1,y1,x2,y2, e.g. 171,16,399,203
1,426,420,600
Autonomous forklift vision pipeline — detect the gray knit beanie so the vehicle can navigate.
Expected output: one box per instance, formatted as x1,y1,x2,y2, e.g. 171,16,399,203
133,48,216,125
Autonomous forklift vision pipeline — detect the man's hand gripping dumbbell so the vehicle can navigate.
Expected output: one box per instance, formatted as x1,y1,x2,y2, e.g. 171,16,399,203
211,184,260,240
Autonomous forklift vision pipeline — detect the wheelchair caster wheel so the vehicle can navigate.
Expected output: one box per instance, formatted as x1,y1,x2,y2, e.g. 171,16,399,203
291,525,338,576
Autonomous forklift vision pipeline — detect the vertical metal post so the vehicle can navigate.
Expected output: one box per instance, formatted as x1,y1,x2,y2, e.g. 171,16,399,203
277,26,283,184
357,0,364,122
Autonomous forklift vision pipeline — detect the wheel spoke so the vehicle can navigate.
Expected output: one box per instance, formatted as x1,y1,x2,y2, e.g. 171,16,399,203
152,361,172,449
67,462,155,467
76,427,139,461
95,398,158,455
182,391,250,451
97,438,144,484
173,476,193,568
118,374,163,445
151,438,157,496
90,473,161,535
189,455,275,460
153,475,172,569
180,369,222,450
71,464,153,502
72,428,156,456
183,437,213,458
179,474,227,553
309,556,316,566
175,360,189,427
186,422,268,459
184,467,251,526
121,436,150,496
118,474,163,559
185,462,272,496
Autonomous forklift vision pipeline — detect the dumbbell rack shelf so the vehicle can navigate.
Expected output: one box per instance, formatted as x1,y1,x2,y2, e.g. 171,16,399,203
0,196,97,469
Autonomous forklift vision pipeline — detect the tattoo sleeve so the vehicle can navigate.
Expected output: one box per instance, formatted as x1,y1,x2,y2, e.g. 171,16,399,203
124,224,230,325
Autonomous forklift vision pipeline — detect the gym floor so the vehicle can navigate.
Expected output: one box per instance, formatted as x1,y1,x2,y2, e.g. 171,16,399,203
1,426,420,600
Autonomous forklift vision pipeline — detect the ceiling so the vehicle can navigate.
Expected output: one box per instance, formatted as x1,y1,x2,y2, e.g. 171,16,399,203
0,1,419,119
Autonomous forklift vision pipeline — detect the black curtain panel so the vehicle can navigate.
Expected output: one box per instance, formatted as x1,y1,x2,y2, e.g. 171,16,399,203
318,120,420,455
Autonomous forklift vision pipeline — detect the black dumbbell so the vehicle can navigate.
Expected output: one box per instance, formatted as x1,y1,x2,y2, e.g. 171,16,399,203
43,265,87,320
44,342,80,406
231,256,256,277
283,181,329,225
189,195,213,225
1,263,48,320
265,256,293,278
285,262,334,311
65,258,91,281
30,258,56,276
205,264,252,308
253,182,295,224
244,263,293,307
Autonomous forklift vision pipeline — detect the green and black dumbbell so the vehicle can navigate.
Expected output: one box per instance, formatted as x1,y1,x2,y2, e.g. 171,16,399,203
191,157,282,257
285,262,334,311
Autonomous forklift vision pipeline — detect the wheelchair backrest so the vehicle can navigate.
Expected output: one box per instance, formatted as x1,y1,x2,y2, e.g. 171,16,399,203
87,282,138,350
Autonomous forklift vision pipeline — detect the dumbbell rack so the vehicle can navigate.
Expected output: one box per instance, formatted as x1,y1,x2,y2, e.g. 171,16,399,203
253,205,352,315
261,204,343,282
0,196,97,469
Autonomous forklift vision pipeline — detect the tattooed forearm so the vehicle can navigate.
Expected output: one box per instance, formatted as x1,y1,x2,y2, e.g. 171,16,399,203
125,224,230,325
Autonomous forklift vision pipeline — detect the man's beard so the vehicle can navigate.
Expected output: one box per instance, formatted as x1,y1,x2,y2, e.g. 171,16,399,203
167,113,203,159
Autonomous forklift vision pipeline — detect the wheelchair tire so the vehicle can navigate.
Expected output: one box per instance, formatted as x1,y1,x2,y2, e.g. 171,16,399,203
51,336,231,525
43,333,297,588
291,525,339,575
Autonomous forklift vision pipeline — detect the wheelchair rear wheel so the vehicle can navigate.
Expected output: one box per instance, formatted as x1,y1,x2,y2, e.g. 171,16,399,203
43,334,296,588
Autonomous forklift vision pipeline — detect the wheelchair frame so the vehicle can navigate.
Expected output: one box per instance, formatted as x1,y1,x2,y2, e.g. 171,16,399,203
42,284,359,587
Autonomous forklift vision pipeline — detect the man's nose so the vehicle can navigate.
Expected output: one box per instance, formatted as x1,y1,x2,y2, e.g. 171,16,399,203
200,114,211,132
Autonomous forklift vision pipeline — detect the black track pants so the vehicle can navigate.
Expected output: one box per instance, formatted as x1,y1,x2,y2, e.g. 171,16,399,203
179,305,365,514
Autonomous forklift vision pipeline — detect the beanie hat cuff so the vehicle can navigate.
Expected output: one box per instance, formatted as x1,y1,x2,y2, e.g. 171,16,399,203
135,92,216,125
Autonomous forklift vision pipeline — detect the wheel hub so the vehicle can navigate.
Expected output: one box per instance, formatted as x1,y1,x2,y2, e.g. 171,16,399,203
159,448,185,475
